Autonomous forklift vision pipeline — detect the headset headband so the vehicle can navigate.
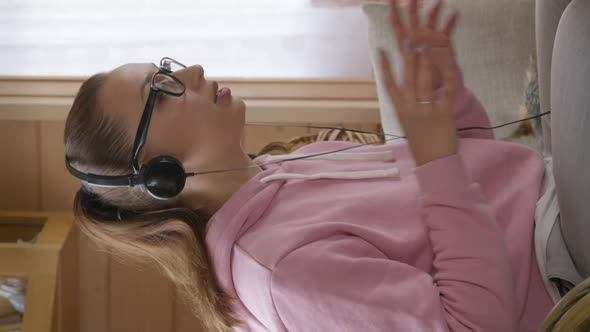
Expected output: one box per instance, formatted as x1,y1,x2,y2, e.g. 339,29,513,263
65,156,140,188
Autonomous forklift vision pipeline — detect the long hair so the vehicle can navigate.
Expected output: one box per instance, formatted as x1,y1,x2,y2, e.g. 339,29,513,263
63,73,242,332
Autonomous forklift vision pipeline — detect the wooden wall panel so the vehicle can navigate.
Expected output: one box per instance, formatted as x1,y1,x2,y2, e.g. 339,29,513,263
175,290,207,332
40,121,79,210
53,222,80,332
78,233,109,332
0,121,40,210
109,258,175,332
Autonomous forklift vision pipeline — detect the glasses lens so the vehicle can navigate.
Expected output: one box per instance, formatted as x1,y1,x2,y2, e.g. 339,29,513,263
153,73,183,94
161,58,185,73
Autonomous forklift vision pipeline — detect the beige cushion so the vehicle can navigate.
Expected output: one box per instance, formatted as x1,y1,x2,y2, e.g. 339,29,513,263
362,0,535,139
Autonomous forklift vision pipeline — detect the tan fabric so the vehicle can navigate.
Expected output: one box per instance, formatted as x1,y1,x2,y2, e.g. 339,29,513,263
0,296,17,318
362,0,536,139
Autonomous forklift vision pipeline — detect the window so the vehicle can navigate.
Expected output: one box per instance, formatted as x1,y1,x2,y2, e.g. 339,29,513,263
0,0,371,78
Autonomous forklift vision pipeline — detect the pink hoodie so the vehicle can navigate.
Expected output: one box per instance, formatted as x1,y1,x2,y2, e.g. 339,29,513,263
205,71,553,331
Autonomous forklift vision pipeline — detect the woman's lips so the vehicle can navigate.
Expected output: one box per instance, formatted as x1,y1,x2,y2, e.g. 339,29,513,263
217,87,231,103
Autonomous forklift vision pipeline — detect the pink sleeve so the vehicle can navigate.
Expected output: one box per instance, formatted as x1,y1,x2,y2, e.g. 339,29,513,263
414,154,519,331
435,69,495,140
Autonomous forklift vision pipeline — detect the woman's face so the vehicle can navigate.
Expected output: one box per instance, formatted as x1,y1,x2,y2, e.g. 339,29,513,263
100,62,247,169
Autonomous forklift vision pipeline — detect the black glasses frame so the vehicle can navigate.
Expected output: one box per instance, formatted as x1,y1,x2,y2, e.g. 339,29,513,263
131,57,187,173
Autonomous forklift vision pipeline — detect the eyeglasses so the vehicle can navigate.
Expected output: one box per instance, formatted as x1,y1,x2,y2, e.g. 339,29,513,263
131,57,187,174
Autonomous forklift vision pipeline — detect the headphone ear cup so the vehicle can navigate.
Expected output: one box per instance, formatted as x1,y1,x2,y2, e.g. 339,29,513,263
140,156,187,199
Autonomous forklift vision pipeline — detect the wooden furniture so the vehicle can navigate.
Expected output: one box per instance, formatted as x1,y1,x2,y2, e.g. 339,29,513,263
0,210,76,332
541,277,590,332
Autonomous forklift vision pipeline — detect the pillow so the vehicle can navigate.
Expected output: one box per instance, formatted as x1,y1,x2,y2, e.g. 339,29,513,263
254,128,385,157
362,0,536,140
504,53,543,151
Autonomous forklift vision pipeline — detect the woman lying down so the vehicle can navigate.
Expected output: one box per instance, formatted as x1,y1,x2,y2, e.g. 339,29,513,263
63,0,561,331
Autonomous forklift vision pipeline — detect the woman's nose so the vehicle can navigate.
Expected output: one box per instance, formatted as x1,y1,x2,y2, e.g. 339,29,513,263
174,64,204,80
187,64,204,80
174,64,205,89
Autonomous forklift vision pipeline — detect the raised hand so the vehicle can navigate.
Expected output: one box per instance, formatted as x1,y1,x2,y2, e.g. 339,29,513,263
379,0,461,166
390,0,459,90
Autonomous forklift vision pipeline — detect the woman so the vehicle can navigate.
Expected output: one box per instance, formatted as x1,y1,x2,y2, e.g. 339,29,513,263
63,0,589,331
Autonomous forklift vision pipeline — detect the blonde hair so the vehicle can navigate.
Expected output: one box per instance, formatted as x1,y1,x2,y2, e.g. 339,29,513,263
64,73,242,332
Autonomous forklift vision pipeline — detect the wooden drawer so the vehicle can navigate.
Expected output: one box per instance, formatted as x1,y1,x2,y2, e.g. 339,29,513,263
0,211,76,332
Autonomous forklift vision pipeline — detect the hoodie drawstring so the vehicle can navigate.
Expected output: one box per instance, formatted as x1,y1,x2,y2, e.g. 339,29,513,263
263,151,396,163
260,168,400,183
259,150,400,184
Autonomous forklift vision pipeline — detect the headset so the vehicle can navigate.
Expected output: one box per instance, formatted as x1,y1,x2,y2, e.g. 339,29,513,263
65,111,551,200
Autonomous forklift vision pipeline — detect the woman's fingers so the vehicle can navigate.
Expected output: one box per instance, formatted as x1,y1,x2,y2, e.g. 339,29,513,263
443,11,460,36
378,49,401,106
409,0,420,31
407,30,451,48
403,38,417,103
416,47,433,106
385,0,457,111
389,0,407,54
426,0,442,30
392,0,458,44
